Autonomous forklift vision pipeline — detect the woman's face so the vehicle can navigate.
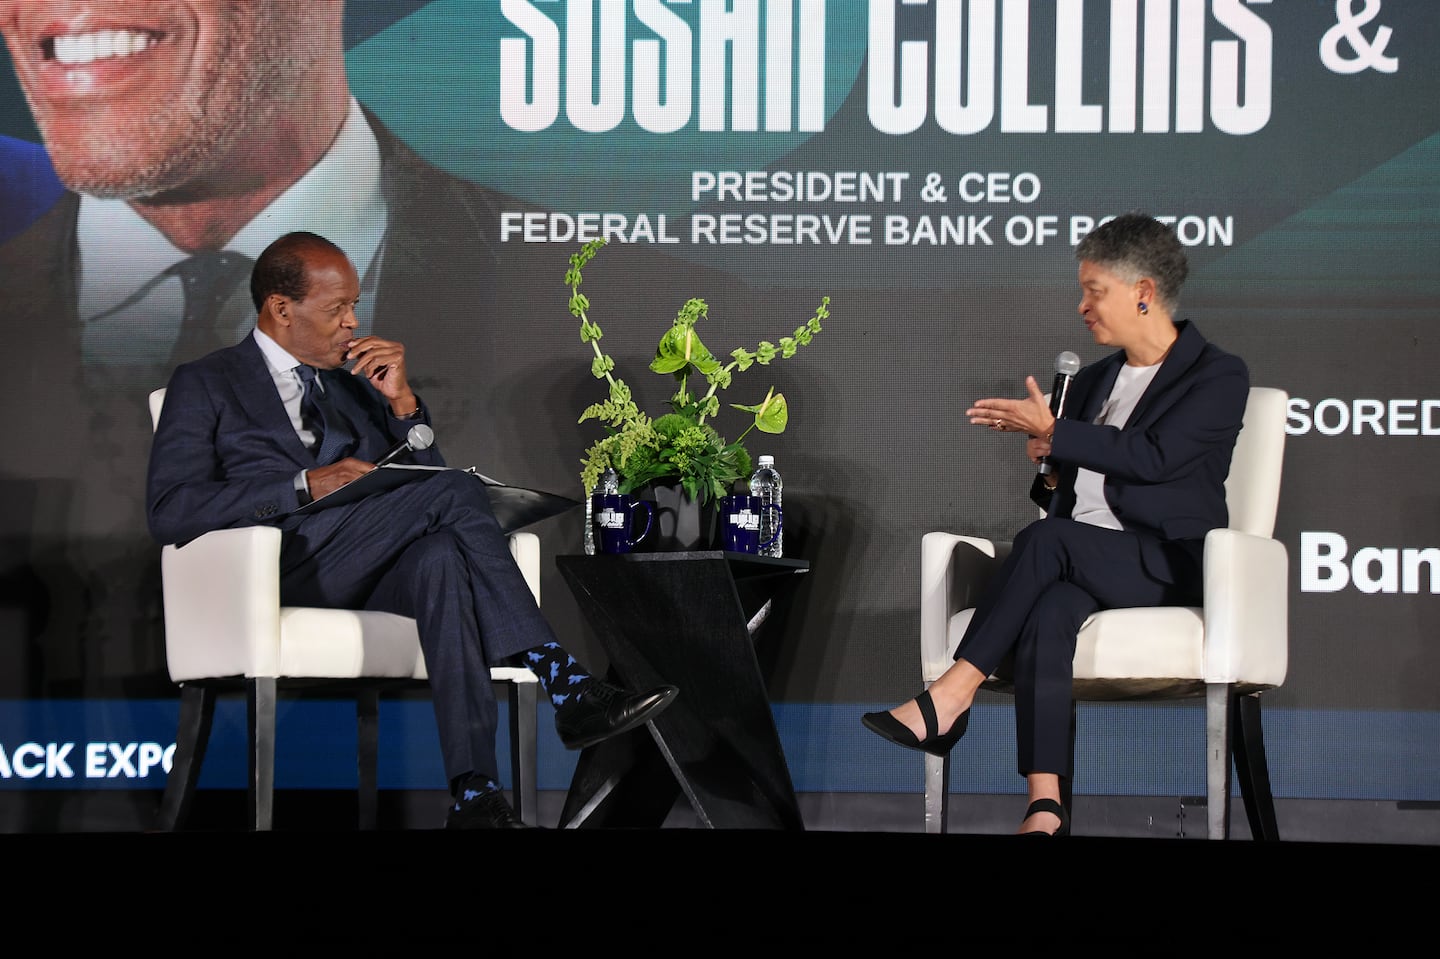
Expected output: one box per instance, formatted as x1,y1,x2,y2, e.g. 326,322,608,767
1077,259,1149,350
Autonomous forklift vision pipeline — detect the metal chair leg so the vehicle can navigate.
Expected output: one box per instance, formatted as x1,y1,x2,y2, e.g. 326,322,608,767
924,751,949,834
504,679,539,826
247,677,277,831
1205,683,1234,840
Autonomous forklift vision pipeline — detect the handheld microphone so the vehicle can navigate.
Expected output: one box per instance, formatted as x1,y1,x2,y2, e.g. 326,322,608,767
1038,351,1081,476
375,424,435,467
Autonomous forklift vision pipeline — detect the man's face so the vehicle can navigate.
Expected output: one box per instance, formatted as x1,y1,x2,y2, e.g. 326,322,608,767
278,247,360,370
0,1,337,199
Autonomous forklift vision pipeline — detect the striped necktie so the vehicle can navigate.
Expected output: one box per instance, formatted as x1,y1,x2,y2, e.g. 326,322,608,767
295,365,358,463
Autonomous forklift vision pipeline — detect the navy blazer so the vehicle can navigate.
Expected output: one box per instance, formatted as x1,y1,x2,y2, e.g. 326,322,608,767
147,333,444,548
1030,320,1249,580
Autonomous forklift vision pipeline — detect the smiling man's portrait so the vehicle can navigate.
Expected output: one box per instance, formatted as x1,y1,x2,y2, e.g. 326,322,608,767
0,0,504,379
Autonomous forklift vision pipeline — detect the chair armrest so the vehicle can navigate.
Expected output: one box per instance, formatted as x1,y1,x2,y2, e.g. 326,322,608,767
162,526,544,682
920,532,1006,683
161,526,284,682
1202,527,1288,687
508,531,541,605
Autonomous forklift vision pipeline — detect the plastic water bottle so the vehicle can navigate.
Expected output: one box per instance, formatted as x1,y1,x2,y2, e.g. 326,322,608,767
749,455,783,557
583,466,620,555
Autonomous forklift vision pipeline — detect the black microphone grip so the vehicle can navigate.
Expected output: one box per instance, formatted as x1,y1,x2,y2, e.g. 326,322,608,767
1038,351,1081,476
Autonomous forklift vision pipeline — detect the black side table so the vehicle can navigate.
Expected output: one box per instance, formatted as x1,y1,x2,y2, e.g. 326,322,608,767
555,550,810,829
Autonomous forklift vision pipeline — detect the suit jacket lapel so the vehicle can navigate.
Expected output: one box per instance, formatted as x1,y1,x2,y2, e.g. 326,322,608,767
1076,351,1124,423
1126,320,1205,429
222,334,313,465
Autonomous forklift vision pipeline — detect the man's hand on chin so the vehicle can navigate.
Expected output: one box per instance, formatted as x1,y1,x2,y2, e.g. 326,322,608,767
345,335,415,413
306,458,376,500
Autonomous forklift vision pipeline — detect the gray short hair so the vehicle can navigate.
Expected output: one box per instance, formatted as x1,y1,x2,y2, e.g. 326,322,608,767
1075,213,1189,309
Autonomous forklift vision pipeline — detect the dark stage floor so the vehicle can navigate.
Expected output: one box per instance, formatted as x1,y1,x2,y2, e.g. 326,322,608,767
5,825,1436,941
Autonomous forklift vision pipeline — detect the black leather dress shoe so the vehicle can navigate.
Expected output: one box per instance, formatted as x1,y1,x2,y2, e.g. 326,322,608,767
445,786,535,830
555,679,679,750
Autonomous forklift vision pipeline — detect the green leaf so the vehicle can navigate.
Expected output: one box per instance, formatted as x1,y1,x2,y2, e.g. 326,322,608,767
651,324,720,375
733,388,789,434
649,324,691,374
754,392,789,432
568,240,830,496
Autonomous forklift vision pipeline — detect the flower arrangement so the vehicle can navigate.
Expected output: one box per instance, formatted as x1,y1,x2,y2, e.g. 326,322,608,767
566,238,831,504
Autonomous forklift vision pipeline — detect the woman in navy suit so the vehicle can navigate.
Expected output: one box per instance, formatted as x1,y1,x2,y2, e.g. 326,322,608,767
863,213,1249,836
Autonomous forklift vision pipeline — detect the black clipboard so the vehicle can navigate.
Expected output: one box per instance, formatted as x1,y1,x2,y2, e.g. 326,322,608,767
295,464,581,534
468,469,583,534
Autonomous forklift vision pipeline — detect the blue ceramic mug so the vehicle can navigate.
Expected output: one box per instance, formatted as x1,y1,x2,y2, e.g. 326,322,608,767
719,494,782,554
592,493,654,554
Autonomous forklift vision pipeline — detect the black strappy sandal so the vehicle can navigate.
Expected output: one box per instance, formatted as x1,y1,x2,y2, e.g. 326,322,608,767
861,689,970,757
1019,797,1071,837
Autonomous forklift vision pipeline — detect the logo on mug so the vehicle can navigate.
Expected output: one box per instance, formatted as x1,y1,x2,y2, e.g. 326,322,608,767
591,493,653,554
729,507,760,531
720,493,781,554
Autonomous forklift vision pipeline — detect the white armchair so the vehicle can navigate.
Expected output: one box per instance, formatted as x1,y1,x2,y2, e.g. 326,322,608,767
919,386,1289,839
148,388,541,830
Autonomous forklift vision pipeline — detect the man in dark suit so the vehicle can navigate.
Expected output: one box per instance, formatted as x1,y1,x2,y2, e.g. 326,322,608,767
0,3,541,699
864,213,1249,837
148,231,678,828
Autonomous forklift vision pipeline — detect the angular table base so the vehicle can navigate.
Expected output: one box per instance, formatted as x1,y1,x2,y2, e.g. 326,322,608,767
556,551,809,830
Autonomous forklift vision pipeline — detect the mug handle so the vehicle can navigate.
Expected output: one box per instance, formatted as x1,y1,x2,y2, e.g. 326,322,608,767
630,500,654,545
758,504,783,549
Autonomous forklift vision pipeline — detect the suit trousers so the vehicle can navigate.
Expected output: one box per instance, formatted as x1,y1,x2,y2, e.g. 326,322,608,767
954,517,1202,778
277,469,556,785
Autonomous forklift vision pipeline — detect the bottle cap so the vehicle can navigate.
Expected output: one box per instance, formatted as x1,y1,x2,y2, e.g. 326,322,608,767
757,455,774,467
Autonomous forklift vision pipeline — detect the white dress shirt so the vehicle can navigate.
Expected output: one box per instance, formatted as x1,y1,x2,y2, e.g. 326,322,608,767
252,327,326,501
252,327,321,451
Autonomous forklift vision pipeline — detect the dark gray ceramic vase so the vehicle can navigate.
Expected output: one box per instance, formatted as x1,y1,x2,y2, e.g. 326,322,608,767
641,480,717,551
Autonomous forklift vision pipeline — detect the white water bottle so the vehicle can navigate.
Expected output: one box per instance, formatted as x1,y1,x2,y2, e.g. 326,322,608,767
749,455,783,558
583,467,620,555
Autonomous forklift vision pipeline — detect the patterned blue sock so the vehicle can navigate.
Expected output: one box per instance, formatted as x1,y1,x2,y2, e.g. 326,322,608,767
452,775,501,811
519,641,593,709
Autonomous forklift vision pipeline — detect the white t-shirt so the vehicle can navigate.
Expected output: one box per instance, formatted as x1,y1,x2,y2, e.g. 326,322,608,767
1071,361,1162,530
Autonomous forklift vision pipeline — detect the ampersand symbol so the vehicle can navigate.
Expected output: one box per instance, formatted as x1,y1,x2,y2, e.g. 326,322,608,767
920,173,946,203
1320,0,1399,75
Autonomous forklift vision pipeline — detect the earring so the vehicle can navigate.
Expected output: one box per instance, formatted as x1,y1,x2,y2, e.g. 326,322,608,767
1138,301,1148,315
